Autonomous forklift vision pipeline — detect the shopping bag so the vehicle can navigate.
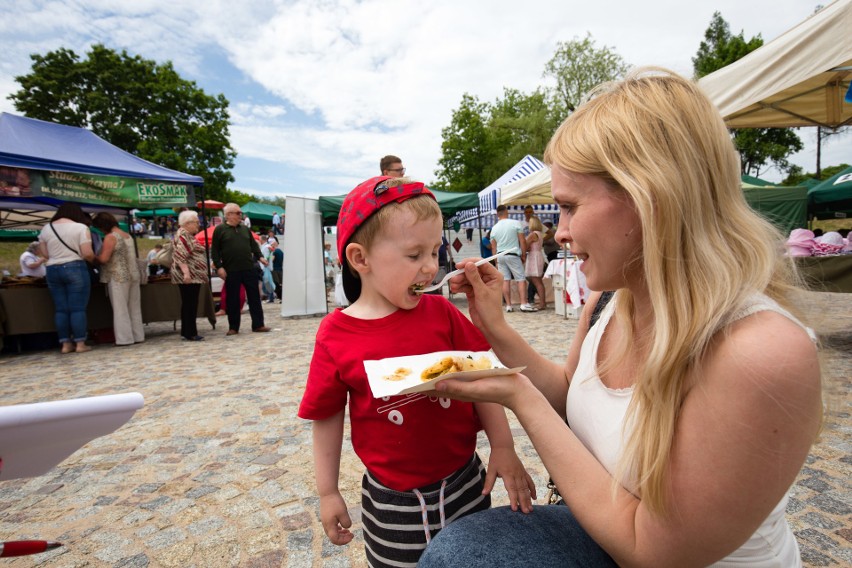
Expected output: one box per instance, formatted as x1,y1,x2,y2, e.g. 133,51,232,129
334,272,349,307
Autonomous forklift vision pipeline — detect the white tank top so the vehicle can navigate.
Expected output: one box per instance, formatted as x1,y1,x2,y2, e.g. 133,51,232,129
566,293,812,567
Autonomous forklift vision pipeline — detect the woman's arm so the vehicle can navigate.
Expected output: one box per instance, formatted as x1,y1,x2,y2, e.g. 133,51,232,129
94,233,115,264
450,260,587,412
438,311,821,567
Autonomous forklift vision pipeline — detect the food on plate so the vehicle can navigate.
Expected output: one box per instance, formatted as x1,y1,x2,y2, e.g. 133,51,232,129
383,367,412,382
420,355,492,381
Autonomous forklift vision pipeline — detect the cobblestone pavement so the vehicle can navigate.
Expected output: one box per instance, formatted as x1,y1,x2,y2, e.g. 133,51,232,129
0,290,849,567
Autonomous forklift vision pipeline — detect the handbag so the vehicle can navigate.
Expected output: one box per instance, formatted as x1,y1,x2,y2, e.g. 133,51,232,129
333,272,349,307
49,222,99,283
153,239,175,266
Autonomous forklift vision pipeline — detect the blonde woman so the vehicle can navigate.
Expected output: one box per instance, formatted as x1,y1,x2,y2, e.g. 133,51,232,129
420,69,821,567
523,215,547,310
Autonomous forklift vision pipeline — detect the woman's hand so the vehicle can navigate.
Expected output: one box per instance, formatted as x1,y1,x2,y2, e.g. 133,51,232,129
435,372,536,411
448,259,505,331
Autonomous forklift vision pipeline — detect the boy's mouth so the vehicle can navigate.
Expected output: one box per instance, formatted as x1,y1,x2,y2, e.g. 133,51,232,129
408,282,428,295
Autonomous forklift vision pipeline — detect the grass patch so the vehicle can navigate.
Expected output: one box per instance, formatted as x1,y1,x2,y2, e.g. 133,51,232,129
0,236,166,275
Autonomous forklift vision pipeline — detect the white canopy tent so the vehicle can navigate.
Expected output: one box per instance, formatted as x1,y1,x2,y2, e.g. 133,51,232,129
452,155,558,229
698,0,852,129
500,167,553,205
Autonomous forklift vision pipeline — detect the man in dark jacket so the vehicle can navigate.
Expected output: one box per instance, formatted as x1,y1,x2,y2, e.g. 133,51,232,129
211,203,271,335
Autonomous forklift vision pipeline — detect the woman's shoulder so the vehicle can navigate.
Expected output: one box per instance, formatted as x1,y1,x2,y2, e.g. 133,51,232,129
702,305,819,400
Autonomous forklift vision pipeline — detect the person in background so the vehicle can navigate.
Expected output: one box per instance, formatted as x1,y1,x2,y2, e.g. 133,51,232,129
147,244,163,277
38,202,95,354
298,176,534,568
541,220,560,262
490,205,533,312
380,154,405,177
171,210,208,341
19,241,46,277
211,203,270,335
272,211,281,234
419,68,822,568
479,229,492,259
268,239,283,303
92,212,144,346
465,227,474,243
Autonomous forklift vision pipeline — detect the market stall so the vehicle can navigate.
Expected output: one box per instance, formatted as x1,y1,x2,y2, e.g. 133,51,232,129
0,281,217,338
0,113,210,345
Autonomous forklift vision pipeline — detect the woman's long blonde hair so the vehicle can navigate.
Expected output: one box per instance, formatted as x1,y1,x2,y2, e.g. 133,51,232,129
544,68,805,514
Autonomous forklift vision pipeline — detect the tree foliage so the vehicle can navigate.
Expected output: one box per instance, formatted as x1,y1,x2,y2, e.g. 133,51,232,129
10,44,236,201
693,13,802,176
434,34,624,193
433,93,494,193
543,33,630,114
782,163,850,186
692,12,763,79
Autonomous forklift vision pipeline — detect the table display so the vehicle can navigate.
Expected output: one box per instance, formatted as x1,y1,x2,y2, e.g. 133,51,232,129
0,281,216,337
794,255,852,293
544,257,590,317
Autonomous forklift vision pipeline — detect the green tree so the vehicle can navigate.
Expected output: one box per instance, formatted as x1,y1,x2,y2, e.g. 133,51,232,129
433,93,495,193
10,44,236,200
693,13,802,176
782,163,850,186
433,33,625,193
487,88,560,177
543,33,629,114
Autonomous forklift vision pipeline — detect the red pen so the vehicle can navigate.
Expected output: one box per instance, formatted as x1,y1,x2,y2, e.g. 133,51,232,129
0,541,63,557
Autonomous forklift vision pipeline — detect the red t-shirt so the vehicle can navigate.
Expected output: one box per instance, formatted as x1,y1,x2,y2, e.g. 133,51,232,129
298,295,490,491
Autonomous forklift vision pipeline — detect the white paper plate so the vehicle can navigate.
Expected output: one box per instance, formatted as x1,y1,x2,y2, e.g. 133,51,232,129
365,350,524,398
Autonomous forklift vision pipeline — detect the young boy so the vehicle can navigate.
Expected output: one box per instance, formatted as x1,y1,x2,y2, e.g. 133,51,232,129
298,176,536,568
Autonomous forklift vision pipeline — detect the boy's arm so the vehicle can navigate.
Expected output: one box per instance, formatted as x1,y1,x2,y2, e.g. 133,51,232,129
475,401,536,513
312,410,354,546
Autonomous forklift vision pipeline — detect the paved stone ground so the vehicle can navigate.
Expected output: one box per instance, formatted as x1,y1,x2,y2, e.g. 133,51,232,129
0,287,849,567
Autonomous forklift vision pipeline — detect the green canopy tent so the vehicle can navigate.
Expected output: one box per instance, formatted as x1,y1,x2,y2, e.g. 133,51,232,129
741,174,774,187
319,189,479,225
240,202,285,223
808,165,852,219
742,183,808,234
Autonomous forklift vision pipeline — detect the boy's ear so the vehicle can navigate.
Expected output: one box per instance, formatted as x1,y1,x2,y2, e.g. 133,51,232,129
345,242,370,275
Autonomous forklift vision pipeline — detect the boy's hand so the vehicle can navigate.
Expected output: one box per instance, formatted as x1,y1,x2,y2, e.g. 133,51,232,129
319,492,354,545
483,447,536,513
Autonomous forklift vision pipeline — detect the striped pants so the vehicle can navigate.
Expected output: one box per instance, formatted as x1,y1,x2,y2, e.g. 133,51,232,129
361,453,490,568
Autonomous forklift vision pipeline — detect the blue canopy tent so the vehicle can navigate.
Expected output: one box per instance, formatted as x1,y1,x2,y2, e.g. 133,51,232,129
0,113,203,232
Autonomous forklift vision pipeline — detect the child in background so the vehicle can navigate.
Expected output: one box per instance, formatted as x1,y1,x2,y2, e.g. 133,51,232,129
298,176,535,568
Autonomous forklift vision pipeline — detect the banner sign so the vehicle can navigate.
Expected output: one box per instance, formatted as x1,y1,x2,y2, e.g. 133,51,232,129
0,167,195,207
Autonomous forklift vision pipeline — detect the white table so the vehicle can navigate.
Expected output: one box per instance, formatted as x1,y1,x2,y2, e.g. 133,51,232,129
544,257,590,317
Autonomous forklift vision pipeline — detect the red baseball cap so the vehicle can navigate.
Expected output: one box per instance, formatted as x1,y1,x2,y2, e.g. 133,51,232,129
337,176,436,303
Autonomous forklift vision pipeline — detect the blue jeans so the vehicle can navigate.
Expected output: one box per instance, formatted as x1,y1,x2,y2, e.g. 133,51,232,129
45,260,91,343
417,504,617,568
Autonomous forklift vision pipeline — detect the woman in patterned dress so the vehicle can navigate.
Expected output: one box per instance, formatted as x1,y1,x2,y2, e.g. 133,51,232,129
171,210,209,341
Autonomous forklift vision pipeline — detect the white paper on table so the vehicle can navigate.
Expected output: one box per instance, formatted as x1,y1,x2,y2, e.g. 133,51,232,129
0,392,144,480
365,351,524,398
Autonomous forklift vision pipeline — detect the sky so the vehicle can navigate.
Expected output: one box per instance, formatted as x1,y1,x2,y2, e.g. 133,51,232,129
0,0,849,199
